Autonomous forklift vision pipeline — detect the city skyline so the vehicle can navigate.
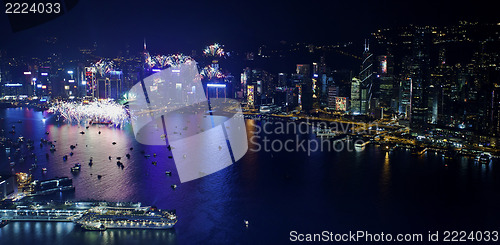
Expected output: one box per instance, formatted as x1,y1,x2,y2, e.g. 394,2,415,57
2,2,500,244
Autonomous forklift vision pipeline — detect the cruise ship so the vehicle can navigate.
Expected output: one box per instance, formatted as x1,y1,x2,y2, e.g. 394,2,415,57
73,206,177,230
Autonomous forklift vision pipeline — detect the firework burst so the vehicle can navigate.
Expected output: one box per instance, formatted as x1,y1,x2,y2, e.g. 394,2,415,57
203,43,225,57
200,65,225,79
92,59,116,76
49,99,129,127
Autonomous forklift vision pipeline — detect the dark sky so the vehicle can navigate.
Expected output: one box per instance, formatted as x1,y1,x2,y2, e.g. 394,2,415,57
0,0,498,57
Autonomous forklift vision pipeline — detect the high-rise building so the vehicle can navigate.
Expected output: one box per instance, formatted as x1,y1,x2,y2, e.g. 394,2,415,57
350,77,361,114
296,64,313,112
359,40,374,114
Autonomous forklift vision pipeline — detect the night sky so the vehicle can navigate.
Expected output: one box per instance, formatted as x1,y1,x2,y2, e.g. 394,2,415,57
0,0,498,56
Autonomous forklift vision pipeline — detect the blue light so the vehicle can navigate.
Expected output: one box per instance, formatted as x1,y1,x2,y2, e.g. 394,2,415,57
5,83,22,87
313,74,318,78
36,84,42,88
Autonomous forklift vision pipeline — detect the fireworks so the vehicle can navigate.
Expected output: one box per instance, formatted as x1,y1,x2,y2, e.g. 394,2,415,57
92,59,116,76
146,54,194,69
203,43,225,57
49,99,129,127
200,65,225,79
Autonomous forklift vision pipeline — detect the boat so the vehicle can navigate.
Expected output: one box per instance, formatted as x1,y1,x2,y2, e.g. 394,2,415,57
315,128,337,138
42,168,47,173
82,224,106,231
354,141,369,148
477,153,492,164
171,184,177,189
74,206,177,230
71,163,81,172
165,171,172,175
0,219,9,228
31,177,75,195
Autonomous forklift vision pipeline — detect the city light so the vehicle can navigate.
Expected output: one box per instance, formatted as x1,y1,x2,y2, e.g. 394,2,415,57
23,71,31,75
41,72,48,76
68,80,75,83
5,83,22,87
67,70,74,74
207,84,226,88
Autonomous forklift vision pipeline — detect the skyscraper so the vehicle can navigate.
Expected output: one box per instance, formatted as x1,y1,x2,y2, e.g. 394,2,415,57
359,40,374,115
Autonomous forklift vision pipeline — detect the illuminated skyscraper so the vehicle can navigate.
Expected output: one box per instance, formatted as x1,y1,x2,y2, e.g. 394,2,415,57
358,40,374,114
350,77,361,114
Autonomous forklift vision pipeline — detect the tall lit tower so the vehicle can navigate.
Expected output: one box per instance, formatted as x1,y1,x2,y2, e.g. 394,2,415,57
143,38,151,72
358,39,374,114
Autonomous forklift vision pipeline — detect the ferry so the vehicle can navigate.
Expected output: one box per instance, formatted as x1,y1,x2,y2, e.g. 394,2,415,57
31,177,75,195
74,206,177,230
476,152,492,164
71,163,81,172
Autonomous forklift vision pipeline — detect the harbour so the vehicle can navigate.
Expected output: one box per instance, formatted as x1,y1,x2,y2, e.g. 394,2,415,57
1,108,500,244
